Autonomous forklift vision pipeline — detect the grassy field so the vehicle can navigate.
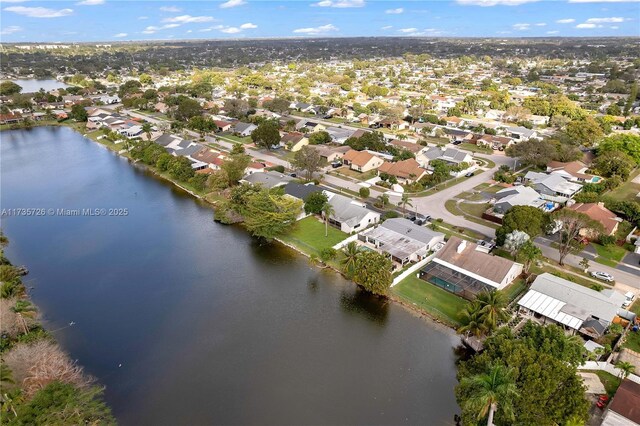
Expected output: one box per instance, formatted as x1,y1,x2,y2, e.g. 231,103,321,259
392,274,466,326
280,216,348,256
592,243,627,264
606,169,640,202
219,133,253,144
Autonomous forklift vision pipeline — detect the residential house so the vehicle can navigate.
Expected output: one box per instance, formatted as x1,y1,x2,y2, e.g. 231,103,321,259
360,218,445,265
419,237,523,299
444,128,474,143
476,134,514,151
601,379,640,426
418,147,475,176
281,132,309,152
245,161,267,175
325,126,354,144
241,170,294,189
517,273,632,338
378,159,427,184
443,116,465,127
525,171,583,200
342,149,384,173
233,122,257,137
309,145,351,163
504,126,538,141
389,139,425,155
493,186,548,214
567,202,620,237
0,113,23,124
323,191,380,233
547,160,600,184
214,120,233,132
295,120,326,133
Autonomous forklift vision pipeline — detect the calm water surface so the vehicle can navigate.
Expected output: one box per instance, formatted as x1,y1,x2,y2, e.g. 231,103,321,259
5,79,69,93
1,127,460,425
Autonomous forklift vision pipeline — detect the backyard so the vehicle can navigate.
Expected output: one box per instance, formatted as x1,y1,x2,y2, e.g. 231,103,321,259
280,216,348,256
391,274,466,326
606,169,640,202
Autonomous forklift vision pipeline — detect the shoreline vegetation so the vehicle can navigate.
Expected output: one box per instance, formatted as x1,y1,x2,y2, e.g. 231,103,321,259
0,232,116,424
1,122,462,334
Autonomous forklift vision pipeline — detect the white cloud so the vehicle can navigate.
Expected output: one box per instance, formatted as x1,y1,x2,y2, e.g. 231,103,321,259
586,17,626,23
220,27,242,33
546,30,559,34
312,0,365,7
76,0,104,5
220,0,246,8
4,6,73,18
456,0,538,6
162,15,215,24
556,18,575,23
576,23,599,28
142,23,180,34
0,0,30,3
293,23,339,34
160,6,182,12
0,25,22,35
535,22,546,26
381,25,393,30
513,23,531,30
240,22,257,29
398,27,418,33
199,28,213,32
385,7,403,14
569,0,639,3
113,32,127,38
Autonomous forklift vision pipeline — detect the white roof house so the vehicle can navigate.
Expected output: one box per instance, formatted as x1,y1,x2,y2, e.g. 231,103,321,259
517,273,632,337
493,186,547,214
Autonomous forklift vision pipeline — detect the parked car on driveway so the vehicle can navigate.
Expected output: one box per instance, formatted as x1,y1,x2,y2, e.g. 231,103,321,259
465,172,474,178
590,271,614,282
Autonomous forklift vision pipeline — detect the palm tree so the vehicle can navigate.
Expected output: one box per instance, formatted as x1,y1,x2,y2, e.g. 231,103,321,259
475,290,509,331
459,364,518,426
11,300,37,335
459,302,489,337
377,194,389,208
615,361,636,379
321,202,335,238
400,193,413,215
142,122,152,140
341,242,360,277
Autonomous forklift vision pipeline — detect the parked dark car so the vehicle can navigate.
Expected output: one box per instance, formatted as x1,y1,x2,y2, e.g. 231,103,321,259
331,161,342,168
465,172,474,177
452,140,462,145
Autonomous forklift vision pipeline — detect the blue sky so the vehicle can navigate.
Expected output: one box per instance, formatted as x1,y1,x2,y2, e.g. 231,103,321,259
1,0,638,42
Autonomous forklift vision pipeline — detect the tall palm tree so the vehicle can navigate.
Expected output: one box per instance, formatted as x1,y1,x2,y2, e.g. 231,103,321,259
475,290,509,331
341,242,360,277
615,361,636,379
11,300,37,335
141,122,152,141
321,202,335,238
400,194,413,215
459,302,489,337
377,194,389,208
459,364,518,426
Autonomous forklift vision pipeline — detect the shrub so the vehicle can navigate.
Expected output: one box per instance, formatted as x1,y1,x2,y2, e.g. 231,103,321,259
359,187,370,199
599,234,617,246
381,211,400,221
268,165,285,173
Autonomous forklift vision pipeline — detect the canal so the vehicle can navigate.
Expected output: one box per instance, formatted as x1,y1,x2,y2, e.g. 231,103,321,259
1,127,460,425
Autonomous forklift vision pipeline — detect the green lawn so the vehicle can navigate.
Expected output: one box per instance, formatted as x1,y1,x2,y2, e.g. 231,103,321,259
606,169,640,202
458,202,491,218
392,274,466,326
623,330,640,353
280,216,348,256
219,133,253,144
592,243,627,263
458,143,493,154
333,166,377,181
501,278,527,303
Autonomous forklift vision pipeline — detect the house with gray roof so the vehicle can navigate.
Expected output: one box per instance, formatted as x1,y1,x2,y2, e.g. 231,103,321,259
233,122,257,137
323,191,380,233
241,171,294,189
493,186,548,214
417,146,475,176
360,218,445,264
525,172,582,200
504,126,538,141
325,126,355,144
517,273,634,338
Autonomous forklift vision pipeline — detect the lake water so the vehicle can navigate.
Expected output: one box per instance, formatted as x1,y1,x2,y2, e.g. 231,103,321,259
6,79,69,93
1,126,460,425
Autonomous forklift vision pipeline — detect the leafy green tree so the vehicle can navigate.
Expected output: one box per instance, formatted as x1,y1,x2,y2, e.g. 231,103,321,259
353,251,393,295
551,209,604,265
168,157,195,182
263,98,290,114
243,189,302,240
139,73,153,85
598,134,640,164
291,146,325,181
593,150,635,180
118,80,142,98
303,192,328,215
13,381,115,425
359,187,370,199
221,153,251,186
69,104,88,122
624,81,637,116
319,248,337,264
496,206,549,246
0,81,22,96
459,302,489,337
175,97,203,121
141,123,153,140
506,139,556,167
516,240,541,275
188,116,217,136
251,121,281,150
476,290,509,331
458,364,518,426
564,116,604,147
308,131,332,145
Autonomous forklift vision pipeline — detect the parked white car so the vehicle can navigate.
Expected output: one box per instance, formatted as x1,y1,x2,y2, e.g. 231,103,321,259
590,271,614,282
623,291,635,308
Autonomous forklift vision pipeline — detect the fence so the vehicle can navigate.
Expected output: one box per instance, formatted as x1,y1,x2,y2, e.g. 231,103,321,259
391,252,437,287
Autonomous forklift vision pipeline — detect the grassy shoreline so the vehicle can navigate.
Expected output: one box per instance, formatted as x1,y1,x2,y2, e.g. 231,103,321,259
3,123,462,334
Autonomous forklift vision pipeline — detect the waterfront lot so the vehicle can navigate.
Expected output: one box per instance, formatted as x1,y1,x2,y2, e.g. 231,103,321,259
280,216,348,255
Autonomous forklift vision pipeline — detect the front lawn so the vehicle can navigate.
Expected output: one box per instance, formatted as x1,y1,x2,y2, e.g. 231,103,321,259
606,169,640,202
458,143,493,154
280,216,348,256
592,243,627,264
392,274,466,326
334,166,377,181
219,133,253,144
